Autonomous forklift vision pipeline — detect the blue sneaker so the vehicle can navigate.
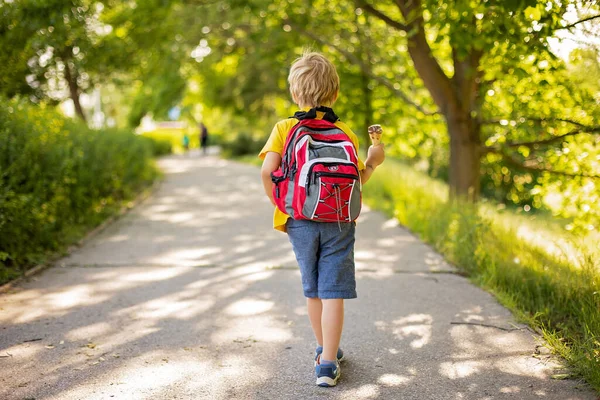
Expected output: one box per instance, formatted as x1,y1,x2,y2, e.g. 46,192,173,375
314,346,344,366
315,358,341,387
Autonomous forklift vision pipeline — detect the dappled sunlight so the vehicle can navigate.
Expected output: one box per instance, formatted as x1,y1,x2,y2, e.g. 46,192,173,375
224,298,274,316
144,203,175,213
151,247,222,266
462,314,485,322
234,241,266,254
515,224,584,268
47,284,98,308
494,355,555,379
122,266,194,282
117,360,203,396
439,360,485,379
233,234,256,242
239,270,275,282
375,313,433,349
157,158,198,174
340,383,380,399
0,341,44,360
355,207,455,273
73,319,160,349
293,306,307,316
210,317,292,345
118,296,208,320
103,234,130,243
375,237,398,247
500,386,522,394
2,284,111,324
64,321,113,341
62,352,266,400
449,324,532,356
167,211,196,223
154,235,177,243
424,251,449,268
459,305,483,315
381,217,400,230
145,210,195,223
377,373,413,386
355,249,377,260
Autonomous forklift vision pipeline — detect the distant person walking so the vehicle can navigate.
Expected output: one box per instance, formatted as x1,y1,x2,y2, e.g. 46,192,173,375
199,122,209,155
182,133,190,153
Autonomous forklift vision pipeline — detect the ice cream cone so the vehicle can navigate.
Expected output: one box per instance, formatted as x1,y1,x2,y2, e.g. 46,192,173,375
368,124,383,146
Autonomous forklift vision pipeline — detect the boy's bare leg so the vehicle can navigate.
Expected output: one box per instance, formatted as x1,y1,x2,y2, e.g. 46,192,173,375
321,299,344,362
307,297,323,346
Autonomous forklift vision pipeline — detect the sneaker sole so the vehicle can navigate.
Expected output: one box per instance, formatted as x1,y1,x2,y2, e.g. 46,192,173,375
316,372,340,387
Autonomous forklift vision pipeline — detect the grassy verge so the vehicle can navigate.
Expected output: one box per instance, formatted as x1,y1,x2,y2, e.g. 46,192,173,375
362,159,599,391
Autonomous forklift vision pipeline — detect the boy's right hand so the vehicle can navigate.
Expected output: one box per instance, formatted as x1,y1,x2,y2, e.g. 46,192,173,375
366,144,385,168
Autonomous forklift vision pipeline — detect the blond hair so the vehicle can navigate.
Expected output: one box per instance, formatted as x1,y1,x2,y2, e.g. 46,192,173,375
288,52,340,108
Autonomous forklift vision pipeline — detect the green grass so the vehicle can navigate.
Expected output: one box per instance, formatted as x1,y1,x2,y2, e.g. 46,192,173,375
362,159,600,391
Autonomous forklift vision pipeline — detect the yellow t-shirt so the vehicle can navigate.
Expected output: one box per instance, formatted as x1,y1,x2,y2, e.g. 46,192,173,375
258,109,365,232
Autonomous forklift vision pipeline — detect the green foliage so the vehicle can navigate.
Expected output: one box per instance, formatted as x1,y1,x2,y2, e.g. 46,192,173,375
363,159,600,391
173,0,600,233
220,131,265,158
0,98,158,283
138,134,173,157
0,0,107,109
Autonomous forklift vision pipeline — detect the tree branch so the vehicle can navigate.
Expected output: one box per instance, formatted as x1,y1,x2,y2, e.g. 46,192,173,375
558,14,600,31
284,18,438,116
503,127,600,148
395,0,456,115
491,150,600,179
481,117,588,128
450,321,524,332
356,1,407,32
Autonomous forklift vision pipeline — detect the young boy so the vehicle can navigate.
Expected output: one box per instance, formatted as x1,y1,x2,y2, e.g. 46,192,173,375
259,52,385,387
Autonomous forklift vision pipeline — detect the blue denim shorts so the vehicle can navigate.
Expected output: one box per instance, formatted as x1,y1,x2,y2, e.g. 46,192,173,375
286,218,357,299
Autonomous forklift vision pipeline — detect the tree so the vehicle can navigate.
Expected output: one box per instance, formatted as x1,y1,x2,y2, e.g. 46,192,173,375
351,0,600,200
0,0,110,121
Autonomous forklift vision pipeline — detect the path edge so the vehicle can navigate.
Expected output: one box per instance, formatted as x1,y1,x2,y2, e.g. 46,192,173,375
0,178,163,294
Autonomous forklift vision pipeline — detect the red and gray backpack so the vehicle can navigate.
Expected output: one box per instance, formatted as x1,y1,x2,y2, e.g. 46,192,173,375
271,107,362,223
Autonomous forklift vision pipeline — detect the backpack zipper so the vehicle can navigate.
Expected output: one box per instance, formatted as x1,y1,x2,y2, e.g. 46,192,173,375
306,169,359,195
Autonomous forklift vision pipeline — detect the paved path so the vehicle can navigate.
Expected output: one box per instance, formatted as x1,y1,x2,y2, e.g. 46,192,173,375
0,155,596,400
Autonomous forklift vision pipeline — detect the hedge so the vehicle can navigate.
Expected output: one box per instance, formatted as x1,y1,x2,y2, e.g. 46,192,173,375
0,99,160,284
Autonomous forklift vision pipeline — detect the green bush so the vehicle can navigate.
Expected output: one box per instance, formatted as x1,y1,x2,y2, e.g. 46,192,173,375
138,134,173,156
220,131,264,158
363,159,600,391
140,128,187,153
0,98,159,284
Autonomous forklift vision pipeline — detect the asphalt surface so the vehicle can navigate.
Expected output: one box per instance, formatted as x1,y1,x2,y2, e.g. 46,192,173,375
0,153,596,400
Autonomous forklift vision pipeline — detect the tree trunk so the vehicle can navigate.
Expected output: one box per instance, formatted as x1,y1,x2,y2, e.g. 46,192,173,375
64,60,86,123
393,0,484,201
446,113,481,201
361,70,373,148
357,11,374,151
